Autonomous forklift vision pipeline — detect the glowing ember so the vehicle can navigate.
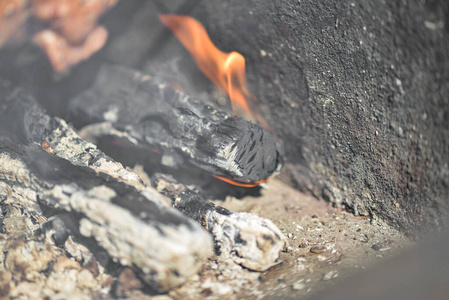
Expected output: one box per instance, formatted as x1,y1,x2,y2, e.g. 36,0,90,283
212,175,267,188
159,14,268,128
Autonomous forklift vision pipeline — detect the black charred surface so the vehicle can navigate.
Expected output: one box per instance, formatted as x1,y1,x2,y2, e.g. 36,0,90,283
69,64,283,185
151,173,239,257
180,0,449,234
0,81,54,145
39,215,72,246
35,207,119,269
151,173,231,227
93,133,263,200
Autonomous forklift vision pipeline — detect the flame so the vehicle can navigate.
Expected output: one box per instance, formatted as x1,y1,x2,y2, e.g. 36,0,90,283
159,14,267,128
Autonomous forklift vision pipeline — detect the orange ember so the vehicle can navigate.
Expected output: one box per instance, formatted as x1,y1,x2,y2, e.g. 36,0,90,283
159,14,267,128
212,175,267,188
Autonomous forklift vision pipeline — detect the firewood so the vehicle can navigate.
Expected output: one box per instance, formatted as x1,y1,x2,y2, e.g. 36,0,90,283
69,64,283,187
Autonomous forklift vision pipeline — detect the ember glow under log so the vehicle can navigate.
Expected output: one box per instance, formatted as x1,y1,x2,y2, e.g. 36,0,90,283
69,64,284,186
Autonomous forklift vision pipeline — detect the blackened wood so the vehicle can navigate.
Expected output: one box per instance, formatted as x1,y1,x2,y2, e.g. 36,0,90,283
0,81,212,292
152,173,287,271
69,64,283,185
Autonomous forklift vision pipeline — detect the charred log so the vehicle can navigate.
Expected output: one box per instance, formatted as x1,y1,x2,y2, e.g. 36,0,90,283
0,80,213,292
69,64,283,186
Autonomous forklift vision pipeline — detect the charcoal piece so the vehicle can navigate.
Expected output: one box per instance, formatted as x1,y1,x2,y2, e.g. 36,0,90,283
152,173,287,271
69,64,283,185
0,81,213,292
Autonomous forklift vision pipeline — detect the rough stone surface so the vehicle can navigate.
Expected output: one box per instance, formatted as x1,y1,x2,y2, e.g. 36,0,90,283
187,0,449,234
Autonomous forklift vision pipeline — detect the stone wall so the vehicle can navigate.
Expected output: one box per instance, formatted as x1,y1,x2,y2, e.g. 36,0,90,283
193,0,449,234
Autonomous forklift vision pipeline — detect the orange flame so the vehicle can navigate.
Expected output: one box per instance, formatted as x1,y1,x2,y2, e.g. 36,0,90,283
159,14,267,128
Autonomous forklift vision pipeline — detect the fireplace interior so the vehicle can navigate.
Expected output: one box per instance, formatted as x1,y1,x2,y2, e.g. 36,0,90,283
0,0,448,299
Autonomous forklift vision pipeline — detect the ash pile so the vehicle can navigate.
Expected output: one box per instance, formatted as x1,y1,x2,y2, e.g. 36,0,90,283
0,3,287,297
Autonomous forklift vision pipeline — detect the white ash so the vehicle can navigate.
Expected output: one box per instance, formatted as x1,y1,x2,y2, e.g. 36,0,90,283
207,211,287,271
155,176,287,272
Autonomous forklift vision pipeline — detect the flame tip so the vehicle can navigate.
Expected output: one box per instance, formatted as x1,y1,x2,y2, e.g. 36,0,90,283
160,14,269,129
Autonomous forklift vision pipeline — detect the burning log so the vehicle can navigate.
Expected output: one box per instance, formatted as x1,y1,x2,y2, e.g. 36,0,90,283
0,80,213,292
152,173,287,271
69,64,284,187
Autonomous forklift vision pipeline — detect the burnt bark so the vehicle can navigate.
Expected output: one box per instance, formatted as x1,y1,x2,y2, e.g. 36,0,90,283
186,0,449,234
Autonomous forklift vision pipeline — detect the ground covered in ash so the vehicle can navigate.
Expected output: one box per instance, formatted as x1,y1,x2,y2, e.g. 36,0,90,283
0,178,409,299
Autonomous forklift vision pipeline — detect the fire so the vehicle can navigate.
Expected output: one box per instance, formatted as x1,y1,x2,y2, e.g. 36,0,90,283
159,14,267,128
